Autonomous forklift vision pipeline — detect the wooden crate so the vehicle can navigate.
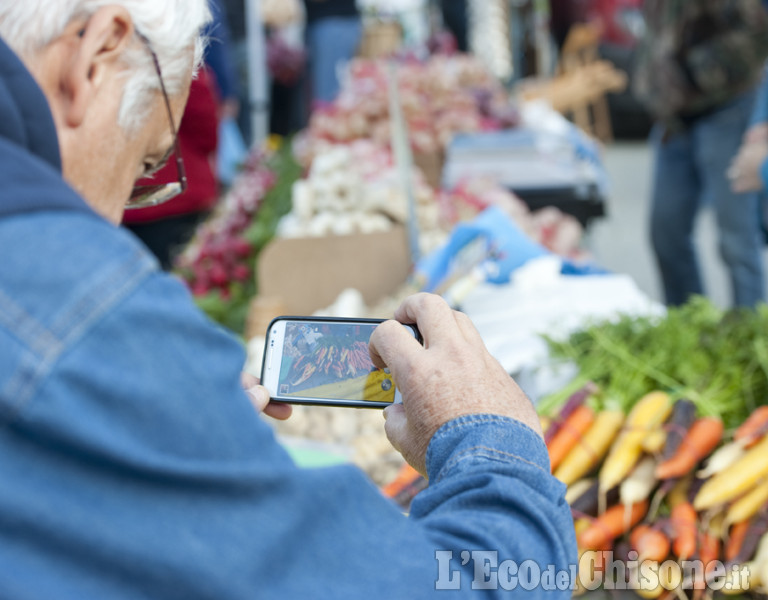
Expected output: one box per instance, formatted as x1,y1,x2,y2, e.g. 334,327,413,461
358,21,403,59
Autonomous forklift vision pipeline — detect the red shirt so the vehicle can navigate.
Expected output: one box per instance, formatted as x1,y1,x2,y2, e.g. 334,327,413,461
122,68,220,223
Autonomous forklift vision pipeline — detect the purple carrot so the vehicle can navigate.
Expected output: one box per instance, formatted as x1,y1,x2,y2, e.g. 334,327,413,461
545,381,599,445
570,480,620,518
687,476,707,504
661,398,697,461
730,509,768,566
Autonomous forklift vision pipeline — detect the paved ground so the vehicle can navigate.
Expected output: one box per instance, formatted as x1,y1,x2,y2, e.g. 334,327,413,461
589,141,768,309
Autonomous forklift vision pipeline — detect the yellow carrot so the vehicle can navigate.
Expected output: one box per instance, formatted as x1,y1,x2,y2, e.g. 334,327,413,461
599,391,672,492
573,517,592,537
642,428,667,454
554,410,624,486
566,478,596,505
667,473,694,510
694,434,768,511
726,478,768,526
540,414,552,435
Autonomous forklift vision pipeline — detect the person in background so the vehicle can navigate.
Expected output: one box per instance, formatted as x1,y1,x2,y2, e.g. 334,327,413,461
634,0,768,308
303,0,362,106
548,0,574,51
729,67,768,196
205,0,248,188
263,0,307,136
205,0,240,122
221,0,253,144
0,1,575,596
122,68,220,270
439,0,468,53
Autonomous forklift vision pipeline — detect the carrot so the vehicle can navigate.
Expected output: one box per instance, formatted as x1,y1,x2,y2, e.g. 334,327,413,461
636,562,678,600
573,517,592,537
661,398,697,461
539,414,552,435
726,478,768,526
642,428,667,454
381,463,422,498
729,510,768,566
570,480,620,518
725,519,752,563
565,478,596,506
620,456,658,506
734,405,768,448
694,434,768,510
696,440,746,479
548,404,595,472
669,501,698,560
655,417,724,480
630,524,670,562
599,391,672,493
554,409,624,485
667,473,694,510
545,382,598,445
576,500,649,550
700,528,721,577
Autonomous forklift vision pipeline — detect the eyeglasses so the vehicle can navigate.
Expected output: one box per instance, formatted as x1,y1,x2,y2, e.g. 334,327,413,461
125,34,187,209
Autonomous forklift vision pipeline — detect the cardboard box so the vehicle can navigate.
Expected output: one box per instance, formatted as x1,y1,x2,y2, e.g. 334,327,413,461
357,21,403,59
255,226,412,318
414,150,445,190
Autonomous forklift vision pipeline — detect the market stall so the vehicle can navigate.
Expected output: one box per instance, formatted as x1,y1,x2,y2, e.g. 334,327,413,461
174,17,768,597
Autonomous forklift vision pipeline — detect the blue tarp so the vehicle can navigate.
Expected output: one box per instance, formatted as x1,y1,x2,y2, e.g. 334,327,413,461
415,206,608,293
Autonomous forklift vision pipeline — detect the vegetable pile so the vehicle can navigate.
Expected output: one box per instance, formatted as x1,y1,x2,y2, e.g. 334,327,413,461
175,142,303,334
298,54,519,162
539,299,768,597
290,340,374,386
540,297,768,429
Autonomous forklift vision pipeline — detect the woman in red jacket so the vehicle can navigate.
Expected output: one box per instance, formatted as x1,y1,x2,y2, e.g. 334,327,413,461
123,68,220,269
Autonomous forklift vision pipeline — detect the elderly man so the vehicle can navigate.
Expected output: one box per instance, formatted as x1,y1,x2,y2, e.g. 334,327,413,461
0,1,575,597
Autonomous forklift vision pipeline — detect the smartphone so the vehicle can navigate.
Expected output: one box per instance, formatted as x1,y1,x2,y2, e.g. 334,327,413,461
261,317,421,408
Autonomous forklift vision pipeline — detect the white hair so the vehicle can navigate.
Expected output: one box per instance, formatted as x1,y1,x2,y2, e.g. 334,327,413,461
0,0,212,131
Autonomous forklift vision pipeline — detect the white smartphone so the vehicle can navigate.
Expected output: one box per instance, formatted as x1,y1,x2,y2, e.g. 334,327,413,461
261,317,421,408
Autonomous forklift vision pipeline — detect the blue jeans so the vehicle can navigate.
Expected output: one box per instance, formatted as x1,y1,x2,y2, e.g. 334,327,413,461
650,91,765,307
307,17,362,104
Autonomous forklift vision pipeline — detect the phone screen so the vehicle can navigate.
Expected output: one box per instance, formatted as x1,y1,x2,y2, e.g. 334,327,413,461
262,318,417,407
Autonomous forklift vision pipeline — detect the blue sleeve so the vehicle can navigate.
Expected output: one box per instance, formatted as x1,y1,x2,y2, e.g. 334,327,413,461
0,259,576,598
750,65,768,127
761,156,768,189
204,0,239,100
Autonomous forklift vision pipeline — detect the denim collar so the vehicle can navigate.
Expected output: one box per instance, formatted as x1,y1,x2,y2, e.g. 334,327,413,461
0,36,91,218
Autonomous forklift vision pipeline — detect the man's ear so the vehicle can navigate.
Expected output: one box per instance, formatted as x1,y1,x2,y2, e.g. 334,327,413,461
62,6,134,128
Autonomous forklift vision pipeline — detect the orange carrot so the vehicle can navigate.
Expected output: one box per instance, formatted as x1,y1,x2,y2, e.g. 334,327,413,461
381,463,422,498
670,502,698,560
655,417,724,480
734,405,768,448
630,524,671,562
725,519,752,563
700,529,721,577
577,500,649,550
548,404,595,472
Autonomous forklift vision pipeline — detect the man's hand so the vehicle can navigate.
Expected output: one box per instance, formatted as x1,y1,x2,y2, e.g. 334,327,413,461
728,139,768,193
744,122,768,145
369,293,542,477
241,373,292,420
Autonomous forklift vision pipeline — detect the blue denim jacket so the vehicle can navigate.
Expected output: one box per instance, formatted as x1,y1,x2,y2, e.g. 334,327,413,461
0,37,576,598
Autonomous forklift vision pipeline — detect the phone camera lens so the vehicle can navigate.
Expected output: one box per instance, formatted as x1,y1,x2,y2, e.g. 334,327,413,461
381,379,392,392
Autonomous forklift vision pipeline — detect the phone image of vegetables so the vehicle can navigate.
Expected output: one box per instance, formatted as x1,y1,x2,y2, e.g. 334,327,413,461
261,317,420,408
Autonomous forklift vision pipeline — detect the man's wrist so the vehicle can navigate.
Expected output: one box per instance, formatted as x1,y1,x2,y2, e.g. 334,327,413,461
425,414,550,484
